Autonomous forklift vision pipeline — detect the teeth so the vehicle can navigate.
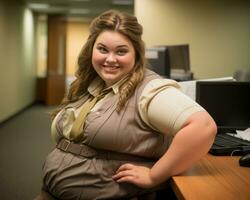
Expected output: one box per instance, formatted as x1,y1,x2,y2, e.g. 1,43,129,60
104,65,118,68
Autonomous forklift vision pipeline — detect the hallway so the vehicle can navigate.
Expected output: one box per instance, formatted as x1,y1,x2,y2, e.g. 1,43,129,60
0,104,55,199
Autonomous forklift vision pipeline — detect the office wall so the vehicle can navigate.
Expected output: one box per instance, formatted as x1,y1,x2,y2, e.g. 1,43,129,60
66,20,90,76
135,0,250,79
36,16,47,78
0,0,36,123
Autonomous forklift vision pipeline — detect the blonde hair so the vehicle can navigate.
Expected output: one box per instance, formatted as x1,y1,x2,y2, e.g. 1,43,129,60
52,10,148,118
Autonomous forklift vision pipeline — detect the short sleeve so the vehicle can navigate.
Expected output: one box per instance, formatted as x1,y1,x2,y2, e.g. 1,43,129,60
51,109,64,143
51,107,76,143
138,79,205,135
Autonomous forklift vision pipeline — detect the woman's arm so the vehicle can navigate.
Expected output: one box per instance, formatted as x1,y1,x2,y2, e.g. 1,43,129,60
112,111,217,188
149,111,217,186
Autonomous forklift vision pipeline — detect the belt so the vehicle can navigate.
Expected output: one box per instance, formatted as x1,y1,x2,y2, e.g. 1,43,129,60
56,139,156,162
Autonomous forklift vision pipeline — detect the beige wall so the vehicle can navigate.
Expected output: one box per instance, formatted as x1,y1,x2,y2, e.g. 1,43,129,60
135,0,250,79
0,0,36,123
36,16,47,78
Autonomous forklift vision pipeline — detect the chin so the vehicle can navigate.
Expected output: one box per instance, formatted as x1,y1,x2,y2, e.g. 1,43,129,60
103,76,120,86
104,79,117,86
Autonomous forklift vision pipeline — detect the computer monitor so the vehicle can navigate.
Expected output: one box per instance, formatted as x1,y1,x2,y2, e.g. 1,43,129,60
146,44,193,80
196,81,250,133
165,44,190,71
145,46,170,78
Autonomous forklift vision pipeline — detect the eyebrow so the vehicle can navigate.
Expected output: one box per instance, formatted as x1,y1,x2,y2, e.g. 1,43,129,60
96,43,129,49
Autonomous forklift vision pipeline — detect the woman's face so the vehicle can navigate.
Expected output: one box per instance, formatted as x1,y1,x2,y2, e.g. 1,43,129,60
92,30,136,87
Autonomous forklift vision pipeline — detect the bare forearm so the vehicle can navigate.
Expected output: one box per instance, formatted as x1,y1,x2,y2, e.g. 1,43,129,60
150,112,217,185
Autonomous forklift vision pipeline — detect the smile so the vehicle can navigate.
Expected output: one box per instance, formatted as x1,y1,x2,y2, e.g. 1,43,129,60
103,65,120,70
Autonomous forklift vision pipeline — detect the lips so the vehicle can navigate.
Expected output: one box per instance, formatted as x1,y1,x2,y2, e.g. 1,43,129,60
103,64,120,71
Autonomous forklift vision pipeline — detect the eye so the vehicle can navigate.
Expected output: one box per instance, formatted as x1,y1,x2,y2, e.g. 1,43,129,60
97,46,108,54
117,48,128,56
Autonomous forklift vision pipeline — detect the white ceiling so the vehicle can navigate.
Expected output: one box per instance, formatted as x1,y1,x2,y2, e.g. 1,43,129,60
20,0,134,19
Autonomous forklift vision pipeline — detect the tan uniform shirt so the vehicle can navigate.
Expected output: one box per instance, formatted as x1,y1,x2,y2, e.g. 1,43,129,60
51,77,204,143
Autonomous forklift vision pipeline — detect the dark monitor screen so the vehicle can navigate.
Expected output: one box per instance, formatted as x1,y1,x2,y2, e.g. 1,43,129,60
145,47,170,78
166,44,190,71
146,45,191,79
196,81,250,131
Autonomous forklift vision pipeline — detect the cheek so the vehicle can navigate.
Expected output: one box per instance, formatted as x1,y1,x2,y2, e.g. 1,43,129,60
92,51,105,65
121,55,135,68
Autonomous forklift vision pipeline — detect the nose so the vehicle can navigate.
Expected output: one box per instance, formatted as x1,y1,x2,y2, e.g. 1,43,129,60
106,53,117,64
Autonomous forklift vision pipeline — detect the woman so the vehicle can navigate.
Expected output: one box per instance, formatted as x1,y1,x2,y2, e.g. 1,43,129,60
39,10,217,200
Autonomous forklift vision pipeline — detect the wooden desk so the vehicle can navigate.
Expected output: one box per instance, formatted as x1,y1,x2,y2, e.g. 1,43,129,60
170,154,250,200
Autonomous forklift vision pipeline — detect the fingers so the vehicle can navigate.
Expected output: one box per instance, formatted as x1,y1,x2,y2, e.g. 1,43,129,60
112,163,135,181
113,174,135,183
112,163,153,188
115,163,134,173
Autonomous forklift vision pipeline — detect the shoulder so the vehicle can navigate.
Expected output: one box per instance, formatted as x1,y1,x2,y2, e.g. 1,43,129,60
140,69,181,99
136,69,176,92
143,69,163,82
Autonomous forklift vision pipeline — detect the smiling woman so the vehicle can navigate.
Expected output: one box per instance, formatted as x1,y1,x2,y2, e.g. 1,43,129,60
35,9,217,200
92,30,135,87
